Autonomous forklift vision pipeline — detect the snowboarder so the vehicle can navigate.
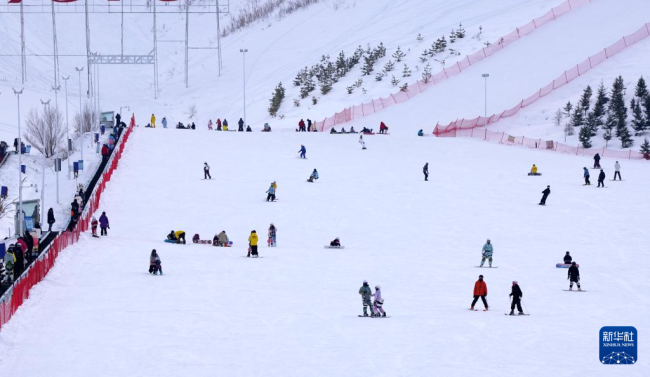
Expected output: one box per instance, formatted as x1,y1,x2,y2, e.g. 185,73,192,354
268,223,277,247
563,251,572,264
266,182,277,202
509,281,524,315
91,216,99,238
372,285,386,317
215,230,229,246
248,230,259,258
216,118,222,131
539,185,551,205
423,163,429,181
207,120,213,130
583,167,591,185
593,153,601,168
307,169,319,182
359,280,374,317
479,239,493,267
359,135,366,150
162,117,168,128
150,249,162,275
47,208,55,232
470,275,488,311
379,122,388,134
568,261,581,291
529,164,539,176
223,119,229,131
263,123,271,132
238,118,244,132
307,119,312,131
298,145,307,159
204,162,212,179
246,125,252,132
330,238,341,247
99,212,110,236
150,114,156,128
614,161,622,181
597,169,606,188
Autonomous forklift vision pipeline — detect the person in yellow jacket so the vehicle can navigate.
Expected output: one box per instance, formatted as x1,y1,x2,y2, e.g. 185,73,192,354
529,164,540,176
151,114,156,128
167,230,186,244
247,230,259,257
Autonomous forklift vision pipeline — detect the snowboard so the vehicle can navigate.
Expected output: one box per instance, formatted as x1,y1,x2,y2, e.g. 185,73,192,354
358,315,390,318
242,256,264,258
468,308,489,311
324,245,345,249
527,173,542,176
609,180,624,181
475,266,498,268
193,240,213,245
92,235,100,238
264,198,279,202
504,313,530,316
563,289,587,292
556,263,579,268
164,239,183,244
214,241,234,247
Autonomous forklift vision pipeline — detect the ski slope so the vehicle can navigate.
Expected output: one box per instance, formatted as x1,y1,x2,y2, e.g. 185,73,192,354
0,129,648,376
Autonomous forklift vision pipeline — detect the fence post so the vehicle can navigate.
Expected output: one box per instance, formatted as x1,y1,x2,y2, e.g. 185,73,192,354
551,8,556,20
500,132,505,143
629,150,632,159
484,129,487,140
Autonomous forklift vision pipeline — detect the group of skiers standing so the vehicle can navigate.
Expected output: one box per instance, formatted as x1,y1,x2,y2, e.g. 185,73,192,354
469,275,524,315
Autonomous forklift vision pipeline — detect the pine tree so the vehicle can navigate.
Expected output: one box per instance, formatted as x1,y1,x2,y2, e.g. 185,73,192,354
293,67,308,87
590,82,608,135
402,63,412,78
570,107,584,128
455,23,466,38
375,72,384,82
300,76,315,99
449,30,457,44
433,37,447,53
335,51,348,78
268,82,285,117
640,138,650,156
420,50,429,63
346,85,354,94
579,85,592,114
383,60,395,73
609,75,628,137
585,111,598,137
631,98,645,135
400,83,408,92
361,55,374,76
422,63,432,83
563,101,573,118
391,75,400,87
320,76,333,95
643,96,650,132
635,76,649,99
578,125,592,148
416,33,424,42
619,124,634,148
374,42,387,59
602,111,615,147
392,47,405,62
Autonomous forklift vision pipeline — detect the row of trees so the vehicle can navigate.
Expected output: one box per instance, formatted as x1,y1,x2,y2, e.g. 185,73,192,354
555,76,650,149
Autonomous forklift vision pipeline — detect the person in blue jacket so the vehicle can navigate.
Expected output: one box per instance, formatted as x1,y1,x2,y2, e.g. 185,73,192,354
298,145,306,159
583,167,590,185
266,182,277,202
307,169,319,182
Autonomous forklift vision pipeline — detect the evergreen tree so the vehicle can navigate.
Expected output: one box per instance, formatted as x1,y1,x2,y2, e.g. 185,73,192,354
422,63,432,83
609,75,628,136
420,50,429,63
392,46,405,62
635,76,649,99
348,46,364,68
320,76,333,95
361,55,374,76
619,123,634,148
590,82,608,135
402,63,412,78
455,23,466,38
293,67,308,87
570,107,584,128
579,85,592,114
643,96,650,131
335,51,348,78
391,75,400,87
400,83,408,92
300,76,315,99
417,33,424,42
602,111,615,147
563,101,573,118
374,42,387,59
449,30,457,44
346,85,354,94
383,60,395,73
578,125,592,148
631,98,645,135
375,72,384,82
640,138,650,155
268,82,286,117
553,108,563,127
433,36,447,53
585,111,599,137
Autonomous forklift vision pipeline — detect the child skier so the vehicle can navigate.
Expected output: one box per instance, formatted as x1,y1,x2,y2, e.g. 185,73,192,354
204,162,212,179
358,280,374,317
470,275,489,311
479,239,493,267
568,261,581,291
372,285,386,317
298,145,307,159
248,230,259,257
268,224,277,247
266,182,277,202
359,135,366,150
509,281,524,315
91,216,99,238
150,249,162,275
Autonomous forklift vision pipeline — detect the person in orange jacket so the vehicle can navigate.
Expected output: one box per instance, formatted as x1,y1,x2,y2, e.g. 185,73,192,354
470,275,489,311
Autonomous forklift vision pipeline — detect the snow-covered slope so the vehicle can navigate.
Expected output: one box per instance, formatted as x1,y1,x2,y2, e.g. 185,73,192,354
0,129,648,376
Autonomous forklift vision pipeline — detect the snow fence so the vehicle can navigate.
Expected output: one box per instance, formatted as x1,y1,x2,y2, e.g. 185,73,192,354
314,0,593,132
0,116,136,332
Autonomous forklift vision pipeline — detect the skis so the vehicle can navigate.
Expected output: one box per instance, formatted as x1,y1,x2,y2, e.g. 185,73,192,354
504,313,530,316
475,266,498,268
556,263,578,268
242,256,264,258
324,245,345,249
564,289,586,292
468,308,489,311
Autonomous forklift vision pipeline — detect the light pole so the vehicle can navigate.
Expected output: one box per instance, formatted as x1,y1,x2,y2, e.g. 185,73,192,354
240,48,248,129
40,99,51,112
75,67,84,162
38,99,49,229
13,88,24,236
482,73,489,128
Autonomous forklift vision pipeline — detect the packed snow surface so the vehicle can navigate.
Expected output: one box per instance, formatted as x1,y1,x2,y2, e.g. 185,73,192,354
0,129,648,376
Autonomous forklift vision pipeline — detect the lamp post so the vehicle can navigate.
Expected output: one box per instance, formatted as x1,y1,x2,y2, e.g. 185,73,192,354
482,73,489,128
39,98,50,229
240,48,248,129
13,88,24,236
75,67,85,162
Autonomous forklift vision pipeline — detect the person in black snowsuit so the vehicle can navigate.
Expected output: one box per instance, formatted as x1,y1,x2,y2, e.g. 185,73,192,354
563,251,572,264
71,200,79,214
23,230,33,254
204,162,212,179
593,153,601,168
539,185,551,205
238,118,244,132
509,281,524,315
568,261,581,291
115,113,121,128
13,244,25,280
47,208,55,232
597,169,606,188
423,163,429,181
246,125,252,132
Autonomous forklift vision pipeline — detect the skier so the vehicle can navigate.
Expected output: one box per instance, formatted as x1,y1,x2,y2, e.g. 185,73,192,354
150,249,162,275
597,169,606,188
372,285,386,317
91,216,99,238
216,118,222,131
509,281,524,315
248,230,259,258
307,119,312,131
216,230,229,246
423,163,429,181
568,261,581,291
204,162,212,180
266,181,277,202
470,275,489,311
379,122,388,134
162,117,168,128
99,212,110,236
539,185,551,205
614,161,622,181
238,118,244,132
563,251,572,264
330,237,341,247
268,223,277,247
358,280,374,317
207,120,213,130
479,239,493,267
47,208,55,232
583,167,591,185
298,145,307,159
298,119,306,132
593,153,601,168
307,169,319,182
359,135,366,150
150,114,156,128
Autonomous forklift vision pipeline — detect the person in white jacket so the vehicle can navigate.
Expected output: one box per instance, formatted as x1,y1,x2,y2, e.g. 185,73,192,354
614,161,622,181
372,285,386,317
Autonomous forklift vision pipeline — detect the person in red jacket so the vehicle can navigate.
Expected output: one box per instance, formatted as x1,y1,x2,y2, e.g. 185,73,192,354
470,275,489,311
216,118,222,131
298,119,306,132
379,122,388,134
101,144,109,163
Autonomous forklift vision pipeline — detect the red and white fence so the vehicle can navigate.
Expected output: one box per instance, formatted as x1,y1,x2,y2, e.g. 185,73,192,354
434,22,650,135
314,0,593,132
0,116,136,331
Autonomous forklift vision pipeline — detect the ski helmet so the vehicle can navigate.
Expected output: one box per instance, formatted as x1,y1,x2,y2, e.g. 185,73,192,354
375,285,381,290
486,239,491,243
512,281,517,285
479,275,484,279
363,280,368,284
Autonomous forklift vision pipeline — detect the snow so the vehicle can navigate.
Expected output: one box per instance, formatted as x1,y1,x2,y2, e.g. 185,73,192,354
0,129,648,376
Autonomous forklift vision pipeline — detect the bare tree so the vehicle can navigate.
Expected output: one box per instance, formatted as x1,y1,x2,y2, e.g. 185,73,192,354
187,104,198,120
25,107,66,158
73,103,99,137
0,196,17,221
